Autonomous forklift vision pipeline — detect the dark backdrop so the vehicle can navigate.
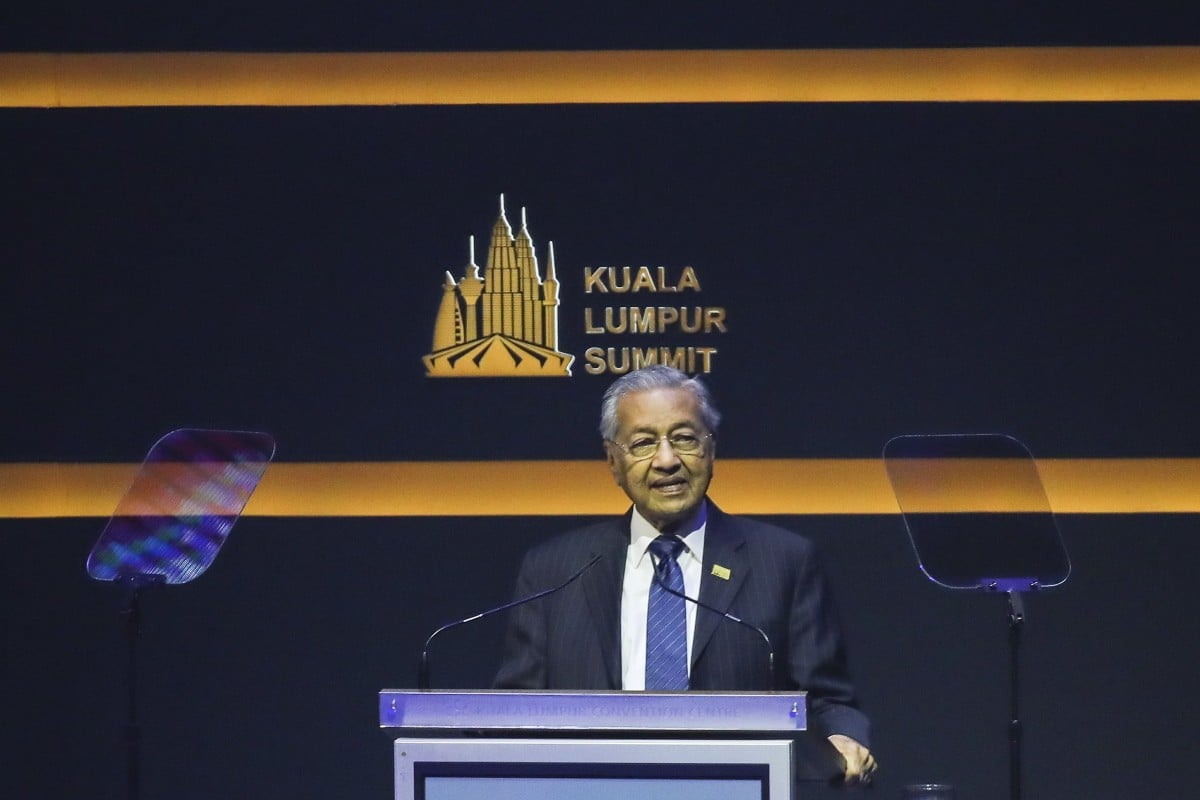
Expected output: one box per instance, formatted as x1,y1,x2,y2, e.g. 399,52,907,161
5,103,1196,461
3,6,1199,800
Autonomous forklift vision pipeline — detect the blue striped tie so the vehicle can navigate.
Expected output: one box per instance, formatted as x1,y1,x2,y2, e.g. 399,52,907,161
645,535,689,690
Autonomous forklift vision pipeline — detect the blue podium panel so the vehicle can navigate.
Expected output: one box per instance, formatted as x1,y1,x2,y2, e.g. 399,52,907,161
380,690,807,734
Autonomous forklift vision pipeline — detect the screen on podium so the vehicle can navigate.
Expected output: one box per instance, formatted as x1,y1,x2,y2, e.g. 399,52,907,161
395,739,792,800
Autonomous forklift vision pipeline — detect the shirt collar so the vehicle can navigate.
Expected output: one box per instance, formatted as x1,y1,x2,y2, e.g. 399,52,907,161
629,500,708,561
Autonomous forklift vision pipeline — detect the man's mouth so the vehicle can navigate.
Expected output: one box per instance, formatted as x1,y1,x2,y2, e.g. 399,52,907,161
651,478,689,493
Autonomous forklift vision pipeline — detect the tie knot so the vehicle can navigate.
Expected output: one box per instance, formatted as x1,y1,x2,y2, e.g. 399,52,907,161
648,535,685,563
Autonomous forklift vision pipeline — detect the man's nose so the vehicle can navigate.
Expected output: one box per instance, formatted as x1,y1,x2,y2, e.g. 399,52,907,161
650,437,683,468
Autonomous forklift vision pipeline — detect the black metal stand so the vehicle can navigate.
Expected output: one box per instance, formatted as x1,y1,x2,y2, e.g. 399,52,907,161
118,575,163,800
1006,591,1025,800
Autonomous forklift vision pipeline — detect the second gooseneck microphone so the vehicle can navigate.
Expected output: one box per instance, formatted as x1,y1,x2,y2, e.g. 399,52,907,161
417,553,603,690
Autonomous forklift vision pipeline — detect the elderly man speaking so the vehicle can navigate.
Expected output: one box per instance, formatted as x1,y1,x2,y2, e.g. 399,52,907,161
495,365,877,785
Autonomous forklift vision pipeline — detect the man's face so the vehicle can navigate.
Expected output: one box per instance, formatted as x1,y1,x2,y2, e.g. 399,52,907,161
605,386,715,531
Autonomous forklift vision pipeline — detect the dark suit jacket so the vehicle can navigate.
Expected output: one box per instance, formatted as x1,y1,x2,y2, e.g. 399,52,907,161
494,501,870,746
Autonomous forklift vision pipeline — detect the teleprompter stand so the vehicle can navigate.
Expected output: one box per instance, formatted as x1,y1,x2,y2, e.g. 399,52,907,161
884,433,1071,800
86,429,275,800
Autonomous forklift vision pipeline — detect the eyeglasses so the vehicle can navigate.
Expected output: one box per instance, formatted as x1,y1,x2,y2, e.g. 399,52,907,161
608,431,713,461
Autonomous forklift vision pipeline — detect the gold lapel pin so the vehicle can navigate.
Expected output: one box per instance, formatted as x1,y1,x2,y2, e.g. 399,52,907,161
711,564,731,581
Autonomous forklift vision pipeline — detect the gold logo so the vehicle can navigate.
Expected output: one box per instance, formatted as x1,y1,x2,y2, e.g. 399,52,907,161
424,196,574,377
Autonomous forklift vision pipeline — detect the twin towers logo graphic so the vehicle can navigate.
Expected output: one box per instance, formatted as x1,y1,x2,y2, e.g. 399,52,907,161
423,196,574,377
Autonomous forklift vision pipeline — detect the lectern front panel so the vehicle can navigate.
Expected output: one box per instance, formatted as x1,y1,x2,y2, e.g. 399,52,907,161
394,738,793,800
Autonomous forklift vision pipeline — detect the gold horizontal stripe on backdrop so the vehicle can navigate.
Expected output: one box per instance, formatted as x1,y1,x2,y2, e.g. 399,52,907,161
1,459,1199,518
2,48,1199,107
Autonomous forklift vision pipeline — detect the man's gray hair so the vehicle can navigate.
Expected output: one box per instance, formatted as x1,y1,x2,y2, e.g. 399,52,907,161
599,365,721,441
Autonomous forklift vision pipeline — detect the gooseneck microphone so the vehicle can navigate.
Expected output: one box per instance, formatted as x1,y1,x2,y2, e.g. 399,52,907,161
649,549,777,688
417,553,604,690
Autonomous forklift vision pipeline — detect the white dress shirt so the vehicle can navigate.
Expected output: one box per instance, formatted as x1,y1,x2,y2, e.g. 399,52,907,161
619,501,707,690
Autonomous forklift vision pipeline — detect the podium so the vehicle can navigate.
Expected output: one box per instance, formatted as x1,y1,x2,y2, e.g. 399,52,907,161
379,690,838,800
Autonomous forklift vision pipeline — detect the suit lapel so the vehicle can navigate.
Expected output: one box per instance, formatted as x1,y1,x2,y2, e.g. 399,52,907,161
582,514,630,689
692,503,749,668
